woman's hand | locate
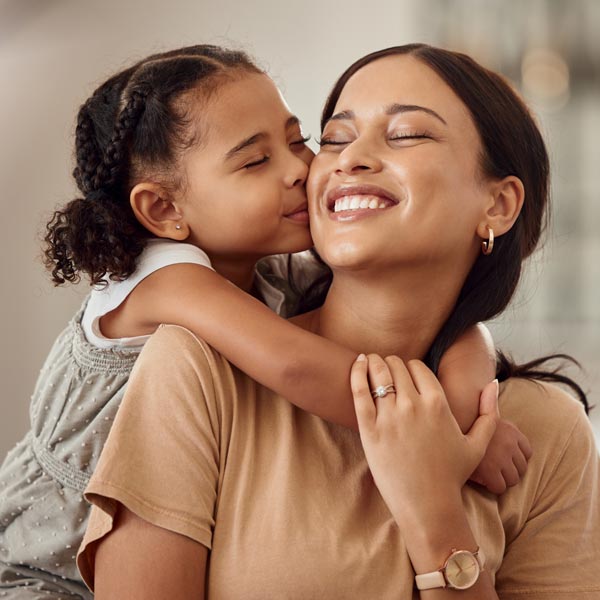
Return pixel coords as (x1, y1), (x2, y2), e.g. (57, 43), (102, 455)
(350, 353), (499, 525)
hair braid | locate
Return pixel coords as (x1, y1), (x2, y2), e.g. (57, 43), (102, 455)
(91, 87), (149, 192)
(72, 104), (104, 194)
(44, 44), (262, 286)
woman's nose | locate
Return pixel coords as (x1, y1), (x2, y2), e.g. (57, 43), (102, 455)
(336, 138), (382, 175)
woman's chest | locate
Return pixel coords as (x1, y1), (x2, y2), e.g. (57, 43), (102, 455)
(208, 395), (504, 599)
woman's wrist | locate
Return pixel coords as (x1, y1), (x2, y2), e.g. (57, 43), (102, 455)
(393, 492), (478, 574)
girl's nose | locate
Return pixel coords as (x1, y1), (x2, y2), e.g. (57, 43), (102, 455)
(284, 151), (310, 188)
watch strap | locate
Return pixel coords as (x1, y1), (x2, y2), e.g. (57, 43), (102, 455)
(415, 570), (446, 590)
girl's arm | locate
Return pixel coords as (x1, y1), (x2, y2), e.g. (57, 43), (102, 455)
(94, 504), (206, 600)
(102, 263), (360, 428)
(351, 354), (500, 599)
(437, 323), (496, 433)
(101, 263), (487, 433)
(438, 325), (532, 494)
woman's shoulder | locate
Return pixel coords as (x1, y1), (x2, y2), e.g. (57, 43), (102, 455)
(143, 324), (231, 370)
(499, 377), (596, 464)
(500, 376), (587, 421)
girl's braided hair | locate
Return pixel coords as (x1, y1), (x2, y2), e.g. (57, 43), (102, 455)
(44, 45), (262, 286)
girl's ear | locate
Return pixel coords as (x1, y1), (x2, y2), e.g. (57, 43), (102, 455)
(476, 175), (525, 241)
(129, 183), (189, 240)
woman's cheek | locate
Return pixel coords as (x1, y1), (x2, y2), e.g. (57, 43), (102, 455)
(306, 153), (331, 204)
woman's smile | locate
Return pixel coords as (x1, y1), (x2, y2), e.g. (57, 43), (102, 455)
(326, 183), (400, 221)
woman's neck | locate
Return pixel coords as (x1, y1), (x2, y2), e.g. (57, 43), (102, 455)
(311, 266), (466, 362)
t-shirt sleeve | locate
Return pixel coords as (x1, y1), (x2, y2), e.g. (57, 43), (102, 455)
(495, 390), (600, 599)
(77, 325), (226, 590)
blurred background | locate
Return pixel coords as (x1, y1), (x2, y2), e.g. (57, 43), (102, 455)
(1, 0), (598, 457)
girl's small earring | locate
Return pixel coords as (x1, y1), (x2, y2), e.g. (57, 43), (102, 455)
(175, 224), (182, 230)
(481, 226), (494, 255)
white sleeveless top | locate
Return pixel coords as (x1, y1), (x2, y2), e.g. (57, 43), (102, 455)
(81, 239), (213, 349)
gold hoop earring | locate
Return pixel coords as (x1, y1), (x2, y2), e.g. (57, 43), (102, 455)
(481, 226), (494, 255)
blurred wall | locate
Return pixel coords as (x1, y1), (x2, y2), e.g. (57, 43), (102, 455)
(1, 0), (598, 457)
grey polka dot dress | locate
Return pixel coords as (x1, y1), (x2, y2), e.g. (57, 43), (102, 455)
(0, 303), (141, 598)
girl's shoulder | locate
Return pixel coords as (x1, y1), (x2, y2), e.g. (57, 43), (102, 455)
(82, 240), (212, 348)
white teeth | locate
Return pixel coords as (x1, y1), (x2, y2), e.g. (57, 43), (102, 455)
(332, 194), (394, 213)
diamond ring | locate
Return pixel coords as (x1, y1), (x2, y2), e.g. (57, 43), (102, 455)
(370, 384), (396, 399)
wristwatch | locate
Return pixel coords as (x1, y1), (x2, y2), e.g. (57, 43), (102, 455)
(415, 547), (485, 591)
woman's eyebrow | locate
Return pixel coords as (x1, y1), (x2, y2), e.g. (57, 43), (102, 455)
(386, 103), (447, 125)
(326, 105), (447, 126)
(225, 116), (301, 160)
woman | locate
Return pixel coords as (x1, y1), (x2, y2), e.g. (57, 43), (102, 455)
(77, 45), (600, 598)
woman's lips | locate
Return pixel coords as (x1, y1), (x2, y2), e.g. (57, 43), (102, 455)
(332, 194), (395, 213)
(325, 184), (400, 220)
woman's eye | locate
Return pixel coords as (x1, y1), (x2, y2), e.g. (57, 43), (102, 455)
(243, 156), (269, 169)
(318, 138), (351, 147)
(389, 132), (431, 142)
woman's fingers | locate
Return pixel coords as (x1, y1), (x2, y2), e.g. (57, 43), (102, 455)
(367, 354), (397, 414)
(465, 379), (499, 460)
(383, 355), (418, 406)
(403, 359), (445, 401)
(351, 354), (376, 426)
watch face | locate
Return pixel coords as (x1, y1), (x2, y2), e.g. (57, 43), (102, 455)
(445, 550), (480, 590)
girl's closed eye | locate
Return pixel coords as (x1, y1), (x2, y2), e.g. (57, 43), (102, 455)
(243, 155), (270, 169)
(290, 135), (312, 148)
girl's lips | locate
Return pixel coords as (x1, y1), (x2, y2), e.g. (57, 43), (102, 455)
(285, 206), (310, 224)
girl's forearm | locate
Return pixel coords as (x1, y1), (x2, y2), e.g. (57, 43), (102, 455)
(126, 263), (359, 429)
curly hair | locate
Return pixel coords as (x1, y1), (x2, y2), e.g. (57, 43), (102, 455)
(44, 45), (262, 286)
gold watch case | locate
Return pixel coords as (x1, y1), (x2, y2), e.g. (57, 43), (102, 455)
(443, 549), (481, 590)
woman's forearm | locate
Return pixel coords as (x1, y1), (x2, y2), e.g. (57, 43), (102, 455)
(394, 493), (498, 599)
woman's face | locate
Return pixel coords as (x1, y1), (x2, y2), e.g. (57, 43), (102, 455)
(179, 73), (314, 262)
(308, 54), (490, 273)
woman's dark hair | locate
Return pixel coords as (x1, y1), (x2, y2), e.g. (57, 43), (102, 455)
(44, 45), (262, 287)
(317, 43), (589, 412)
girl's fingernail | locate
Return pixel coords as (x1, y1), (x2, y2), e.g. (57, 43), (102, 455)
(356, 353), (366, 362)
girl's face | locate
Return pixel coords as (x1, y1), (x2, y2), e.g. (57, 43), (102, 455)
(308, 54), (490, 274)
(178, 73), (314, 263)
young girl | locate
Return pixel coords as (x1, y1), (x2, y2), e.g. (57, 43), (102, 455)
(0, 44), (529, 598)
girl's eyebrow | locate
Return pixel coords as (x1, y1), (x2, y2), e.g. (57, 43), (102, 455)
(225, 116), (302, 160)
(326, 104), (447, 126)
(225, 133), (265, 160)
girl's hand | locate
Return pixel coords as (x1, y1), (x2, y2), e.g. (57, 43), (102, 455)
(469, 419), (532, 494)
(351, 353), (499, 523)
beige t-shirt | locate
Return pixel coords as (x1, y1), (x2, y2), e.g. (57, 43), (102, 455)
(77, 325), (600, 599)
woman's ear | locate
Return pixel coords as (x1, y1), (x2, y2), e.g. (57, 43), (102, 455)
(476, 175), (525, 241)
(129, 182), (189, 240)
